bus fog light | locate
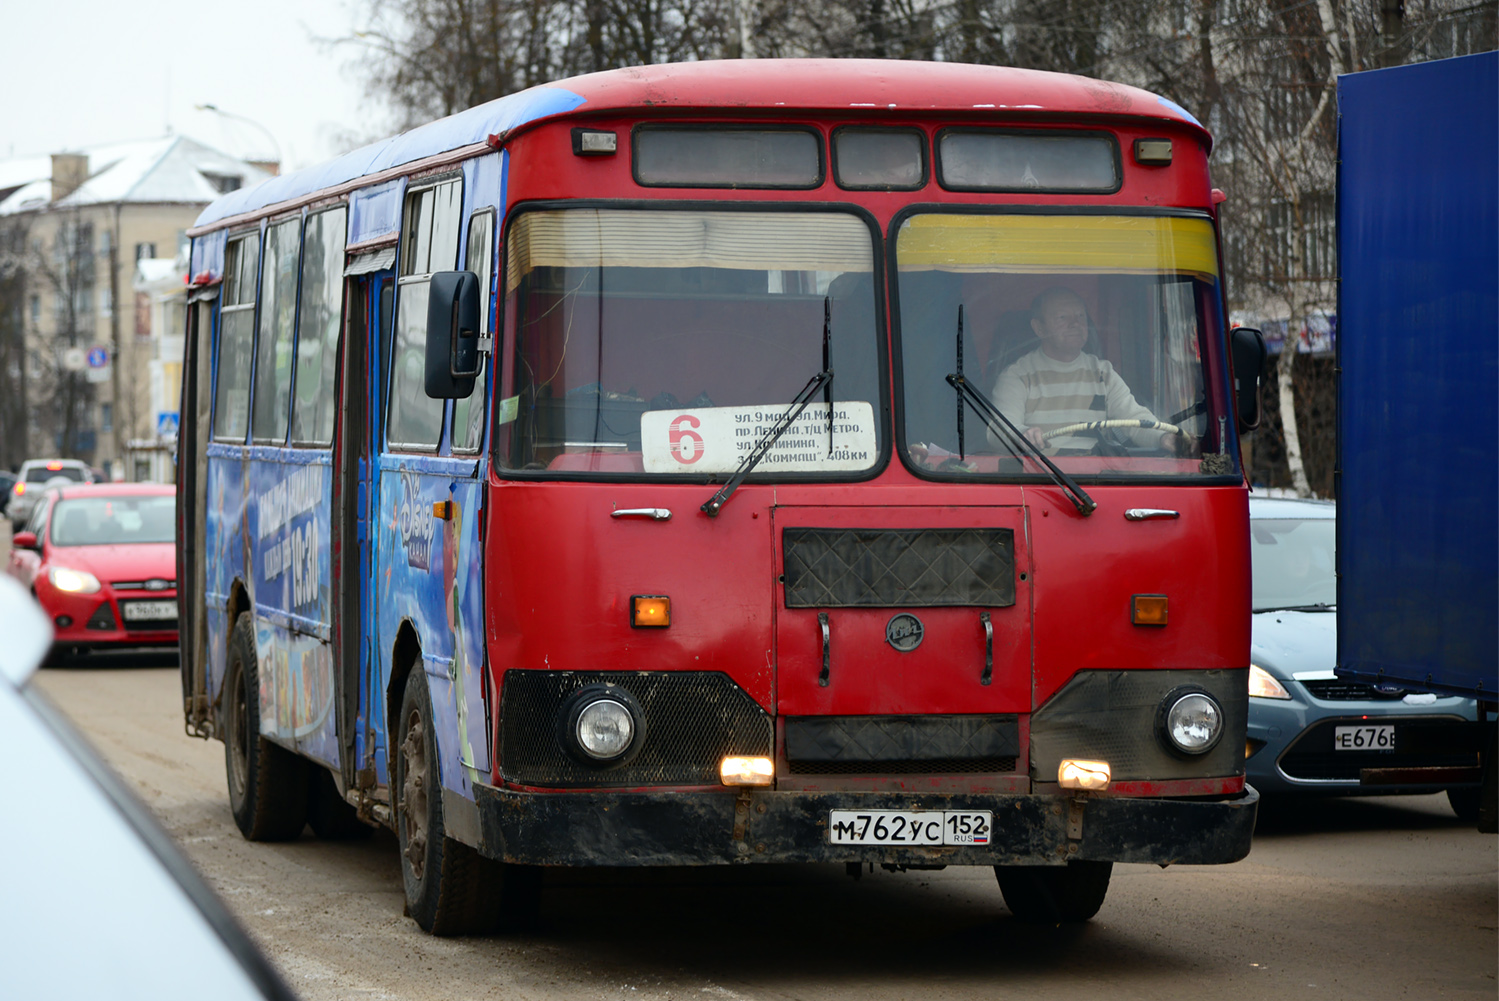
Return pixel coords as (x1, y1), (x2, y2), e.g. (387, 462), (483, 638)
(1058, 758), (1111, 791)
(576, 699), (634, 759)
(720, 756), (773, 787)
(1163, 692), (1223, 754)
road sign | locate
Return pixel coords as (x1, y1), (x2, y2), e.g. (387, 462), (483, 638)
(155, 412), (180, 438)
(86, 346), (109, 369)
(62, 348), (86, 372)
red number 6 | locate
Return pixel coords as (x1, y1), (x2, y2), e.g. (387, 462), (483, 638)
(669, 414), (703, 464)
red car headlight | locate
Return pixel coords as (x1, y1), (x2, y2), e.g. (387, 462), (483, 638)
(49, 567), (102, 594)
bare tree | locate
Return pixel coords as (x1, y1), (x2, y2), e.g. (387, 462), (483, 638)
(325, 0), (736, 129)
(0, 217), (30, 471)
(26, 211), (99, 461)
(330, 0), (1495, 493)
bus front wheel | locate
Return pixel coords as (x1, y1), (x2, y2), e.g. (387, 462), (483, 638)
(995, 859), (1112, 923)
(395, 667), (540, 935)
(223, 612), (309, 841)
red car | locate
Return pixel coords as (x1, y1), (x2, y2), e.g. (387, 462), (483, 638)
(7, 483), (177, 658)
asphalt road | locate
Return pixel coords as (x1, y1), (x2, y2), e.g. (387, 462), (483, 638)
(29, 661), (1499, 1001)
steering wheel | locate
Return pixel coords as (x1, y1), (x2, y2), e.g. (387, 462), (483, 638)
(1040, 418), (1184, 442)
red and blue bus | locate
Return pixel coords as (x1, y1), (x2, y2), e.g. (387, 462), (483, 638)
(178, 59), (1265, 934)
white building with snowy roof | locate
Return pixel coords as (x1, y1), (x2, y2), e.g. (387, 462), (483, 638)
(0, 136), (271, 475)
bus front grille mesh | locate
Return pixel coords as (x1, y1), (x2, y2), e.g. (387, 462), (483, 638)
(499, 670), (772, 787)
(787, 757), (1017, 776)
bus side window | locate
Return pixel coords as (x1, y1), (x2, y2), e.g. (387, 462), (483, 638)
(452, 210), (494, 454)
(388, 179), (461, 451)
(252, 218), (302, 443)
(213, 233), (259, 441)
(291, 206), (347, 446)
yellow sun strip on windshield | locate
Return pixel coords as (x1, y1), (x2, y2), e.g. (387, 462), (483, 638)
(895, 214), (1219, 278)
(506, 209), (874, 293)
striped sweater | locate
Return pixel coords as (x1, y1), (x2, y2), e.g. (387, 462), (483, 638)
(991, 348), (1159, 451)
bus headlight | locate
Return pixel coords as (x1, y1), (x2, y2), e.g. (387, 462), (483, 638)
(559, 685), (645, 766)
(1160, 690), (1224, 755)
(577, 700), (633, 758)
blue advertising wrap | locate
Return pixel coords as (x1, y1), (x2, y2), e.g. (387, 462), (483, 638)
(204, 447), (339, 767)
(200, 144), (511, 801)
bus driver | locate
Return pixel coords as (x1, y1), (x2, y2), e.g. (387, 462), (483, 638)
(991, 286), (1188, 454)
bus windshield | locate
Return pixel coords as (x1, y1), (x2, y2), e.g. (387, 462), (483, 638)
(498, 208), (883, 476)
(896, 212), (1233, 479)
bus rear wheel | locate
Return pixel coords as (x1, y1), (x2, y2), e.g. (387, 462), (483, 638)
(395, 667), (539, 935)
(995, 859), (1112, 923)
(223, 612), (309, 841)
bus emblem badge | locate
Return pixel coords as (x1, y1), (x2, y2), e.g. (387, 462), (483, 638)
(886, 614), (924, 652)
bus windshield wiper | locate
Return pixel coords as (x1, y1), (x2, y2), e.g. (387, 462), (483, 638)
(945, 373), (1097, 517)
(1253, 603), (1336, 613)
(703, 301), (834, 518)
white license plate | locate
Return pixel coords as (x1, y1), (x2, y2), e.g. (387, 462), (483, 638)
(828, 810), (993, 846)
(1333, 724), (1395, 751)
(121, 600), (177, 621)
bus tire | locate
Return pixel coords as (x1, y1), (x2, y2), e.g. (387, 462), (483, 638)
(306, 767), (373, 841)
(223, 612), (309, 841)
(995, 860), (1112, 923)
(395, 668), (539, 935)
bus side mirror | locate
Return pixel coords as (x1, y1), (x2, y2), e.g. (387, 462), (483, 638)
(425, 271), (481, 399)
(1229, 326), (1267, 433)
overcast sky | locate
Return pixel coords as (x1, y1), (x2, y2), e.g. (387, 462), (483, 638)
(3, 0), (382, 172)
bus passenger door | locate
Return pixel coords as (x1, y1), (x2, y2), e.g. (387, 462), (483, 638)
(337, 266), (393, 791)
(178, 292), (215, 735)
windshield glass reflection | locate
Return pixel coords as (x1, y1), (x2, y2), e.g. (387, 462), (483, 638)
(896, 213), (1232, 479)
(1250, 517), (1336, 611)
(498, 208), (882, 477)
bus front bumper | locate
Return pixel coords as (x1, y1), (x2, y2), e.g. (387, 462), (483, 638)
(472, 784), (1259, 868)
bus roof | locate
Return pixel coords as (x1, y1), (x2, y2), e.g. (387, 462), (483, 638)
(192, 59), (1207, 231)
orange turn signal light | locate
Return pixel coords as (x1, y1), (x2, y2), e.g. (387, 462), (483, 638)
(631, 595), (670, 628)
(1132, 594), (1168, 626)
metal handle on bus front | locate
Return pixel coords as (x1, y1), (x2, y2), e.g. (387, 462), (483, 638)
(611, 508), (672, 521)
(818, 612), (831, 687)
(1124, 508), (1180, 521)
(980, 612), (993, 686)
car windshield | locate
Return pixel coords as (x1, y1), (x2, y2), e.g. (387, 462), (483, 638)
(1250, 517), (1336, 610)
(50, 495), (176, 546)
(895, 212), (1233, 480)
(497, 208), (883, 477)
